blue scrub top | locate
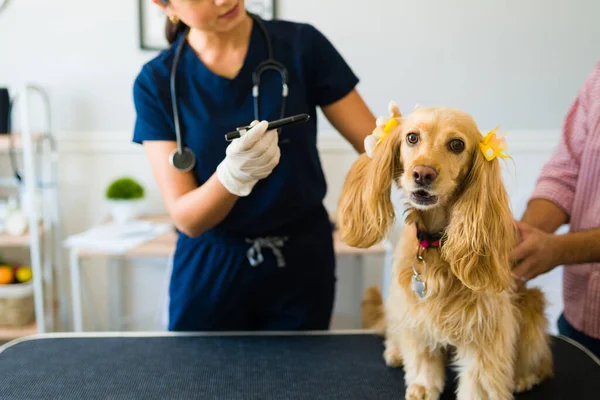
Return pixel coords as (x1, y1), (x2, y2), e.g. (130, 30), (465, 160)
(132, 18), (359, 237)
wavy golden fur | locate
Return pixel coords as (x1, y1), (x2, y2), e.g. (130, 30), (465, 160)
(339, 105), (553, 400)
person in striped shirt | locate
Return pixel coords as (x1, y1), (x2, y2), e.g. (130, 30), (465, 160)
(511, 61), (600, 358)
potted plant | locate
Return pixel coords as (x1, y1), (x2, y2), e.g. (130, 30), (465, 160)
(105, 177), (145, 224)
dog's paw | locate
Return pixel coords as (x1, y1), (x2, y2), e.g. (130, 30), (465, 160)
(514, 374), (543, 393)
(405, 384), (439, 400)
(383, 343), (402, 367)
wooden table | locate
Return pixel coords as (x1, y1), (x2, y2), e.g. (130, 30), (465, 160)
(78, 215), (387, 257)
(68, 215), (390, 332)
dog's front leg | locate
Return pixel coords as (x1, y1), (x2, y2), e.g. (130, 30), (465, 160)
(398, 329), (445, 400)
(455, 343), (516, 400)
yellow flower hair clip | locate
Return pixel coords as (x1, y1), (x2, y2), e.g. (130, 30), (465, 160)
(375, 118), (400, 146)
(479, 126), (509, 161)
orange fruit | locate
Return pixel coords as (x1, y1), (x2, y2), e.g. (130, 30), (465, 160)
(0, 266), (14, 284)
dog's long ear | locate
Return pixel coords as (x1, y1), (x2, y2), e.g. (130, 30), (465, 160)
(337, 129), (403, 248)
(441, 140), (517, 292)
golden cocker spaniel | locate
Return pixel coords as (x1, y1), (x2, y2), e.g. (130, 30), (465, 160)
(338, 103), (553, 400)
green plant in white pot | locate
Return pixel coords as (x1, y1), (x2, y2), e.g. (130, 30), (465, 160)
(105, 177), (145, 224)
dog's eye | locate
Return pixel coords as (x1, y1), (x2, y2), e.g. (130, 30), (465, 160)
(406, 133), (420, 145)
(449, 139), (465, 154)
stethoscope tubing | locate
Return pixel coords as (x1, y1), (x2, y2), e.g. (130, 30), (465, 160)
(169, 13), (289, 172)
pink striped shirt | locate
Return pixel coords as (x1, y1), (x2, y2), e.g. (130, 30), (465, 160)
(529, 61), (600, 339)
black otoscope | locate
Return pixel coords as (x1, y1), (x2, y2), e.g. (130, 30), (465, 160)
(224, 114), (310, 141)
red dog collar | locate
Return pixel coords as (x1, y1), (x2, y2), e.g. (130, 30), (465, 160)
(416, 229), (445, 248)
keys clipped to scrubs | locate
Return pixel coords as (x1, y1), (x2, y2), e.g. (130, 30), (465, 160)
(225, 114), (311, 141)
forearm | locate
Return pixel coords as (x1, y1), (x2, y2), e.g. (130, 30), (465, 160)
(144, 131), (277, 238)
(553, 228), (600, 266)
(322, 89), (376, 153)
(521, 198), (568, 233)
(171, 174), (238, 237)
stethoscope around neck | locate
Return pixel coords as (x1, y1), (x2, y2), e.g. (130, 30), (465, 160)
(169, 13), (289, 173)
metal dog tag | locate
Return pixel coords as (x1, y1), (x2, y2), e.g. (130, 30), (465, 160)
(411, 273), (426, 299)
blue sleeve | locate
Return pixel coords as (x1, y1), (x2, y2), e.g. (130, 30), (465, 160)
(304, 24), (359, 107)
(132, 64), (175, 144)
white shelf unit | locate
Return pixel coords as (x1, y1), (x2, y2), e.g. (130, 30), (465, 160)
(0, 85), (65, 341)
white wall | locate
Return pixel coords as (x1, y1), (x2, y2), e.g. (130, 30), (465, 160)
(280, 0), (600, 132)
(0, 0), (153, 133)
(0, 0), (596, 333)
(2, 0), (599, 133)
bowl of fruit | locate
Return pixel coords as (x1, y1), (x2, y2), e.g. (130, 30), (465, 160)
(0, 262), (34, 327)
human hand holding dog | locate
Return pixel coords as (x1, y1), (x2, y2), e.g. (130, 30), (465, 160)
(510, 221), (561, 284)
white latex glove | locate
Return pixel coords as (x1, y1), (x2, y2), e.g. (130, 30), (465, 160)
(216, 120), (280, 197)
(364, 100), (402, 158)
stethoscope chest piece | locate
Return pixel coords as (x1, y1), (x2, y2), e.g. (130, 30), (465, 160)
(169, 147), (196, 172)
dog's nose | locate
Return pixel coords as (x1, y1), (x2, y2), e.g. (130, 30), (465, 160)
(413, 165), (437, 186)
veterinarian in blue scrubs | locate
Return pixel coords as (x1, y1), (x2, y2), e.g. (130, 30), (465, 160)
(132, 1), (375, 331)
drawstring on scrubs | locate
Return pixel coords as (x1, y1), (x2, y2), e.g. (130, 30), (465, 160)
(246, 236), (288, 267)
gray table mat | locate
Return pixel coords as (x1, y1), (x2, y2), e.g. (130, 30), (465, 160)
(0, 333), (598, 399)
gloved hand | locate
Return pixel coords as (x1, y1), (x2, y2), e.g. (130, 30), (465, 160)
(364, 100), (402, 158)
(216, 120), (280, 197)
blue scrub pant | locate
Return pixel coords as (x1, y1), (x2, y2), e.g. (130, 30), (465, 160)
(167, 206), (337, 332)
(557, 312), (600, 359)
